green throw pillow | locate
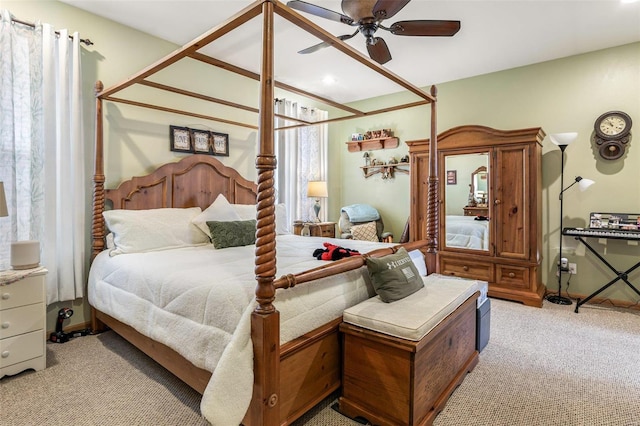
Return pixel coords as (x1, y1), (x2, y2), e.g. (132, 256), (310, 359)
(206, 220), (256, 249)
(366, 247), (424, 303)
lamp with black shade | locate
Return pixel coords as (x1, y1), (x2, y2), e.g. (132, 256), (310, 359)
(307, 181), (328, 223)
(546, 133), (595, 305)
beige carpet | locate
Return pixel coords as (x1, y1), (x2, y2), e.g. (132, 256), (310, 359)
(1, 298), (639, 425)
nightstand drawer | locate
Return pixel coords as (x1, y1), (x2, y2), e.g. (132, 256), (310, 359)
(0, 275), (45, 310)
(0, 304), (45, 339)
(0, 330), (44, 368)
(319, 225), (335, 238)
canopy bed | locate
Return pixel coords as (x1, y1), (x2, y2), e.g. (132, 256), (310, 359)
(90, 1), (444, 424)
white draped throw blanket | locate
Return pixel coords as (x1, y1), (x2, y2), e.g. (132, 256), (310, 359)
(88, 235), (393, 425)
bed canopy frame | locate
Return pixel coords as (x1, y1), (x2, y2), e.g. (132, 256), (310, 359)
(91, 1), (440, 424)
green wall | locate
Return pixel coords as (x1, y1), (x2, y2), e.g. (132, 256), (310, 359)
(332, 42), (640, 306)
(5, 1), (640, 333)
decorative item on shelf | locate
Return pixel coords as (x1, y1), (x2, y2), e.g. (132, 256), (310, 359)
(307, 180), (328, 222)
(546, 132), (595, 306)
(360, 154), (409, 179)
(346, 129), (398, 152)
(363, 151), (371, 166)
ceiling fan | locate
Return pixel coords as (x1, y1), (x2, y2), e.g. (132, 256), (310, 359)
(287, 0), (461, 65)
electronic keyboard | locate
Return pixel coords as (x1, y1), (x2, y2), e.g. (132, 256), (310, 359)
(563, 227), (640, 241)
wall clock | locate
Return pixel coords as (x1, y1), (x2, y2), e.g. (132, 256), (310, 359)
(594, 111), (632, 160)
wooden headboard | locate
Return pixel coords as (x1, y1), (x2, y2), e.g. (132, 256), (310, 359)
(106, 155), (257, 210)
(92, 154), (258, 258)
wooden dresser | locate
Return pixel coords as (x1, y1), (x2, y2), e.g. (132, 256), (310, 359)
(407, 126), (545, 307)
(463, 206), (489, 217)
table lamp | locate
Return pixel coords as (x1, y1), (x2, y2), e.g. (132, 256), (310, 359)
(307, 181), (328, 222)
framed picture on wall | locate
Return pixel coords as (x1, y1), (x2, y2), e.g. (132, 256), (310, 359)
(191, 129), (211, 154)
(211, 132), (229, 156)
(170, 125), (192, 153)
(446, 170), (457, 185)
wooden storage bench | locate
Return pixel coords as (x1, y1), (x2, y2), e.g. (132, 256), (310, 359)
(338, 276), (485, 426)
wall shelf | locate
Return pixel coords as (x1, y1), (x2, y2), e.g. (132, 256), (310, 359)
(361, 162), (409, 179)
(347, 137), (399, 152)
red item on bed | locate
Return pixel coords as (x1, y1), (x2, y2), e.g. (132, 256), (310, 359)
(313, 242), (361, 261)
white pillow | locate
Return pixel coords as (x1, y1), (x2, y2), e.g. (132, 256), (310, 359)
(233, 204), (256, 220)
(408, 249), (428, 276)
(103, 207), (208, 256)
(192, 194), (242, 238)
(275, 204), (290, 235)
(229, 202), (290, 235)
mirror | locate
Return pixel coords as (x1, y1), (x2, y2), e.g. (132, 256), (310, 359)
(443, 152), (490, 251)
(471, 166), (488, 205)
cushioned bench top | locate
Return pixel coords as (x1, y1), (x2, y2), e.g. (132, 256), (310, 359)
(343, 274), (487, 341)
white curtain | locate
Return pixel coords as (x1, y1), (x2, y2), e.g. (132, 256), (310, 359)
(274, 100), (328, 223)
(0, 10), (85, 303)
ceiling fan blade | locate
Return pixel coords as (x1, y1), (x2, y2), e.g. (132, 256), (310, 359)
(287, 0), (354, 25)
(298, 31), (358, 54)
(389, 20), (461, 36)
(367, 37), (392, 65)
(372, 0), (411, 20)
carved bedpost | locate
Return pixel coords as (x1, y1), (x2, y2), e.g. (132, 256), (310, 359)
(92, 80), (105, 261)
(91, 81), (106, 332)
(425, 85), (439, 273)
(247, 2), (280, 425)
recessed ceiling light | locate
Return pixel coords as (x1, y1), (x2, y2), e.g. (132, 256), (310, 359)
(322, 75), (336, 85)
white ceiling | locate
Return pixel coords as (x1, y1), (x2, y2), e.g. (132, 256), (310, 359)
(61, 0), (640, 104)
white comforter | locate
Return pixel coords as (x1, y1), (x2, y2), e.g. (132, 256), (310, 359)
(446, 215), (490, 250)
(88, 235), (393, 425)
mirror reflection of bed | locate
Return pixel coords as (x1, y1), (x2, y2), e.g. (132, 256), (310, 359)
(444, 152), (490, 251)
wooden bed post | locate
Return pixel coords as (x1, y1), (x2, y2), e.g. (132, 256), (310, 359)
(91, 80), (106, 332)
(92, 80), (105, 261)
(248, 1), (280, 425)
(425, 85), (439, 274)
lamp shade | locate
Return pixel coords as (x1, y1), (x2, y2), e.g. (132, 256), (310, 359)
(577, 177), (595, 192)
(0, 182), (7, 217)
(307, 181), (328, 198)
(549, 132), (578, 147)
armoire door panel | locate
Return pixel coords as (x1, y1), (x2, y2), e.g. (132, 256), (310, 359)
(495, 145), (530, 260)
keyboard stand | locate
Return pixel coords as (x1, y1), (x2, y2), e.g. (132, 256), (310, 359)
(570, 235), (640, 313)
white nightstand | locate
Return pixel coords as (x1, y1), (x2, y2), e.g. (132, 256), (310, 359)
(0, 268), (47, 378)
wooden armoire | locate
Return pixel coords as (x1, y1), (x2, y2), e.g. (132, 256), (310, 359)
(407, 125), (546, 307)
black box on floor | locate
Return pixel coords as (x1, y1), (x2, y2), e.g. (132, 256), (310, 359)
(476, 298), (491, 352)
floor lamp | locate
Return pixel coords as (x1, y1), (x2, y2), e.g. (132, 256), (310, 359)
(546, 133), (595, 305)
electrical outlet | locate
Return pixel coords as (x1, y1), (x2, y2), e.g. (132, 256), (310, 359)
(568, 263), (577, 274)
